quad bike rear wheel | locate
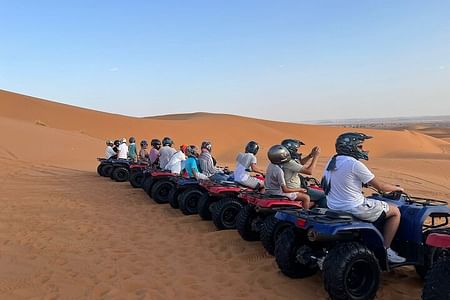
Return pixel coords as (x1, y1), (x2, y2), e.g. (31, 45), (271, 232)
(212, 198), (244, 230)
(112, 167), (129, 182)
(97, 164), (104, 176)
(323, 242), (380, 300)
(236, 205), (261, 241)
(261, 215), (292, 255)
(151, 180), (175, 204)
(102, 165), (113, 177)
(179, 188), (204, 215)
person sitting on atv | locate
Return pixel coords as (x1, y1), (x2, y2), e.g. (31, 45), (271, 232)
(185, 145), (209, 180)
(323, 132), (406, 263)
(164, 144), (188, 175)
(159, 137), (177, 170)
(198, 141), (230, 182)
(280, 139), (324, 206)
(264, 145), (311, 208)
(113, 139), (120, 154)
(233, 141), (265, 190)
(105, 140), (117, 159)
(139, 140), (149, 162)
(117, 138), (128, 160)
(127, 136), (138, 163)
(149, 139), (161, 168)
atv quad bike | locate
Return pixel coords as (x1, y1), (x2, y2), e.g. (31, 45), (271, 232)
(273, 191), (449, 300)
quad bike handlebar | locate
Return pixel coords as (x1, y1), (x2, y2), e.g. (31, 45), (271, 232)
(369, 187), (448, 206)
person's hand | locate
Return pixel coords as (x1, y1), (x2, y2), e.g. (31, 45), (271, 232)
(394, 185), (405, 193)
(312, 146), (321, 157)
(299, 188), (308, 193)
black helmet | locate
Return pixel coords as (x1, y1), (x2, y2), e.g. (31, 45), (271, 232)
(186, 145), (198, 157)
(267, 145), (291, 164)
(162, 137), (173, 146)
(140, 140), (148, 147)
(335, 132), (372, 160)
(151, 139), (161, 147)
(113, 140), (120, 147)
(129, 136), (136, 143)
(106, 140), (113, 146)
(201, 141), (212, 152)
(245, 141), (259, 155)
(281, 139), (304, 159)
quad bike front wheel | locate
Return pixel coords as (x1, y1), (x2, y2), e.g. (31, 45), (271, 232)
(112, 167), (129, 182)
(151, 180), (175, 204)
(179, 188), (204, 215)
(422, 256), (450, 300)
(275, 227), (318, 278)
(261, 215), (292, 256)
(323, 242), (380, 300)
(129, 171), (144, 188)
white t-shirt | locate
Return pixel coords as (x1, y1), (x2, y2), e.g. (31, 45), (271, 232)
(159, 146), (177, 169)
(117, 143), (128, 159)
(164, 150), (186, 174)
(323, 156), (375, 211)
(105, 146), (116, 159)
(234, 153), (257, 182)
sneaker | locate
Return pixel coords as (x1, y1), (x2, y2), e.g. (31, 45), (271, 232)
(387, 248), (406, 263)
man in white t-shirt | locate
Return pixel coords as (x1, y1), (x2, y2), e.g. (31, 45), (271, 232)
(159, 137), (177, 170)
(105, 140), (117, 159)
(323, 132), (406, 263)
(234, 141), (265, 189)
(164, 144), (187, 175)
(117, 138), (128, 160)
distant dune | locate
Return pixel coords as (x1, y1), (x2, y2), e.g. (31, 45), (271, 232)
(1, 89), (449, 169)
(0, 89), (449, 299)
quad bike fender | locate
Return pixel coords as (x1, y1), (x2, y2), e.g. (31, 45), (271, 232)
(426, 233), (450, 248)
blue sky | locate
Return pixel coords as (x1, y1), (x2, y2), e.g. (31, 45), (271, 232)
(1, 0), (449, 122)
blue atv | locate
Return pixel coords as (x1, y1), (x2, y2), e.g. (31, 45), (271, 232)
(274, 191), (449, 300)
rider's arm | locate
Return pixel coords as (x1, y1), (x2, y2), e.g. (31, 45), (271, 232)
(194, 170), (209, 180)
(368, 178), (404, 193)
(299, 147), (320, 176)
(250, 163), (265, 175)
(281, 184), (307, 194)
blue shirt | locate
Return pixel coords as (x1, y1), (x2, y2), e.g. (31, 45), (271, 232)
(185, 157), (200, 178)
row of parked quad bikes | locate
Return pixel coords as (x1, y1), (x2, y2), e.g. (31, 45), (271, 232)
(97, 158), (450, 300)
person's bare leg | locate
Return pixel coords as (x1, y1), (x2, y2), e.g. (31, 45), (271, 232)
(297, 193), (311, 209)
(383, 204), (401, 248)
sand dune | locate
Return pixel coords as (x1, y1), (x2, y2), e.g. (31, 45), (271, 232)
(0, 90), (449, 299)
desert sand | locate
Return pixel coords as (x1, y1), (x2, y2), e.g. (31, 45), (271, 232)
(0, 89), (449, 299)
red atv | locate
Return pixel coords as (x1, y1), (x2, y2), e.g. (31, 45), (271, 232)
(196, 180), (246, 223)
(235, 192), (303, 251)
(142, 170), (179, 204)
(422, 230), (450, 300)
